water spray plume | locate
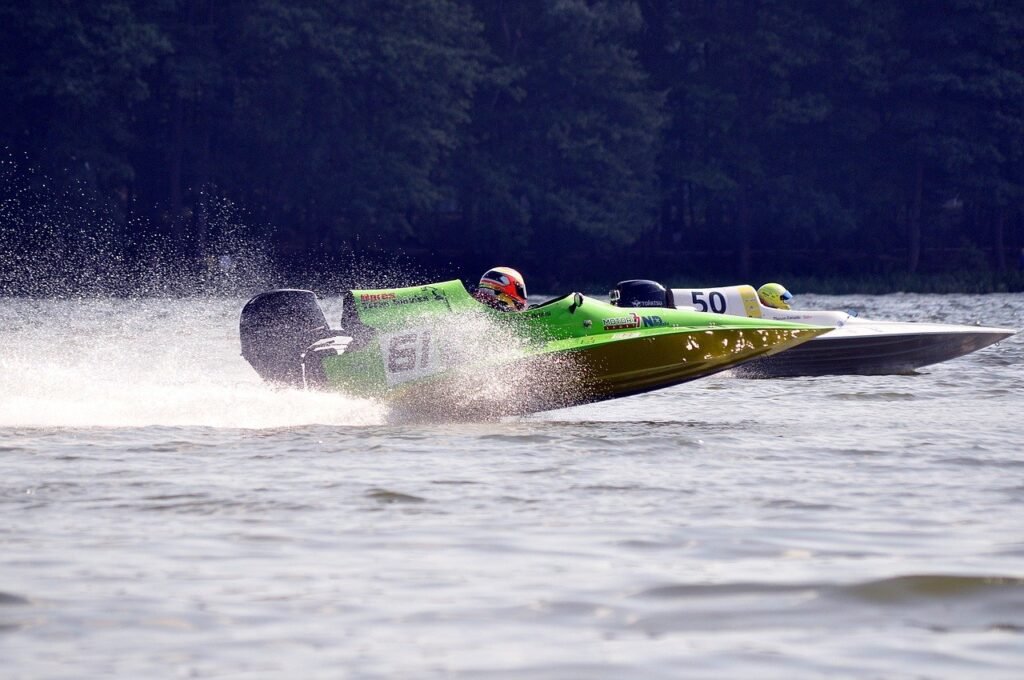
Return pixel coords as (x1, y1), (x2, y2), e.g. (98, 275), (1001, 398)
(1, 151), (562, 426)
(383, 309), (592, 423)
(0, 297), (385, 428)
(0, 151), (283, 298)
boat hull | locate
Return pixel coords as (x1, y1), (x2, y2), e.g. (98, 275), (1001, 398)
(382, 325), (825, 419)
(240, 281), (829, 418)
(663, 284), (1017, 378)
(733, 323), (1014, 377)
(565, 326), (817, 400)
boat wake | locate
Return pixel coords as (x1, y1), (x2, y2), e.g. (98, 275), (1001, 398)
(0, 297), (386, 429)
(0, 294), (582, 428)
(0, 373), (384, 429)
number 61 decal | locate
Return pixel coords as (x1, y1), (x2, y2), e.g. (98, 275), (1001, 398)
(380, 327), (441, 386)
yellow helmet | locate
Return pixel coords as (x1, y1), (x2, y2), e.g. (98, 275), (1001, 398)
(758, 282), (793, 310)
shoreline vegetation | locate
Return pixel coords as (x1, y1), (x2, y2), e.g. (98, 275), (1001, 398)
(2, 244), (1021, 298)
(2, 2), (1023, 294)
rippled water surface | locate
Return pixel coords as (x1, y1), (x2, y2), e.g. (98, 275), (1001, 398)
(2, 293), (1023, 678)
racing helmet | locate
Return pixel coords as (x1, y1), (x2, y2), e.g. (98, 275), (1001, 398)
(758, 282), (793, 310)
(478, 267), (527, 311)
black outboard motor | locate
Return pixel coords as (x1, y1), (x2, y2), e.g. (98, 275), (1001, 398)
(609, 280), (675, 308)
(240, 289), (332, 387)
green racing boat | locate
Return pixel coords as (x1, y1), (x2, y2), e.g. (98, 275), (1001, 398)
(240, 280), (829, 417)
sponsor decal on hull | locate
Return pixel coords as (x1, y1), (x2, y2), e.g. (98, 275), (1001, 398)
(360, 292), (432, 309)
(602, 313), (642, 331)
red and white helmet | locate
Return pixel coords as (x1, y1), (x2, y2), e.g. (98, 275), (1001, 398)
(477, 266), (527, 311)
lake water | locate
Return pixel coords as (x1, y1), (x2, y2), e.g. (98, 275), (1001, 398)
(2, 292), (1022, 678)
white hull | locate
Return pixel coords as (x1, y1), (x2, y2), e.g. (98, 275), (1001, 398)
(734, 317), (1014, 377)
(669, 285), (1016, 377)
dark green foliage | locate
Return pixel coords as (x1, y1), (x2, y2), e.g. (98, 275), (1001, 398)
(1, 0), (1022, 291)
(456, 0), (664, 254)
(643, 0), (845, 276)
(0, 1), (168, 186)
(224, 0), (487, 243)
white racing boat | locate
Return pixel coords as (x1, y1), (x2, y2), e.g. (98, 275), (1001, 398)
(609, 280), (1017, 377)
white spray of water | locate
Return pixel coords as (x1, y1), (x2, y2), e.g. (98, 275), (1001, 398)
(0, 153), (407, 427)
(381, 306), (590, 422)
(0, 297), (385, 428)
(0, 293), (595, 427)
(1, 153), (564, 425)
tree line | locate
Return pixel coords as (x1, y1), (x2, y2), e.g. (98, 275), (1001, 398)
(2, 0), (1023, 291)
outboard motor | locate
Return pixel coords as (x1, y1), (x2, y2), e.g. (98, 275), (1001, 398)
(609, 280), (675, 308)
(240, 289), (332, 387)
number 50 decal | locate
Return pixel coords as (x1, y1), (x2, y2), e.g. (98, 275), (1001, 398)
(691, 290), (727, 314)
(380, 327), (441, 386)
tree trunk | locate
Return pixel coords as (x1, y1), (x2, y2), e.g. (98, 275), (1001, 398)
(737, 187), (752, 279)
(993, 206), (1006, 271)
(169, 93), (185, 244)
(907, 158), (923, 273)
(192, 0), (214, 255)
(193, 106), (211, 255)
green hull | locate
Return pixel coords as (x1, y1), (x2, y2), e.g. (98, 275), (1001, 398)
(297, 280), (828, 416)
